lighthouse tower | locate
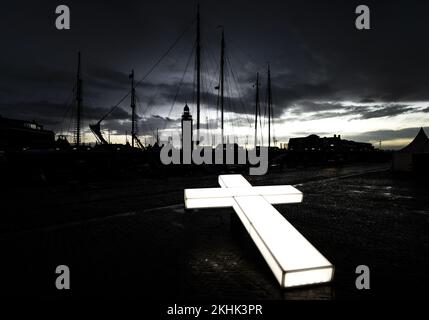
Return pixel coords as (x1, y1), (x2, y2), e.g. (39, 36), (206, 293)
(181, 104), (193, 150)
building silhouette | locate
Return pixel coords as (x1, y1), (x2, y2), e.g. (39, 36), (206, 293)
(288, 134), (373, 152)
(0, 116), (54, 151)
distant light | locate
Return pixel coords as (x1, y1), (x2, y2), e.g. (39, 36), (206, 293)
(184, 174), (334, 288)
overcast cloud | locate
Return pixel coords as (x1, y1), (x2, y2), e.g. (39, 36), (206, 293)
(0, 0), (428, 147)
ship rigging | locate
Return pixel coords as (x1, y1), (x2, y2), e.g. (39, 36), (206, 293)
(60, 4), (276, 151)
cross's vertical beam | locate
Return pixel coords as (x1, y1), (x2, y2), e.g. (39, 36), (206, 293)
(218, 175), (333, 288)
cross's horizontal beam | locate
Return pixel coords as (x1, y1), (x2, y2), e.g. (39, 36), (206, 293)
(184, 185), (303, 209)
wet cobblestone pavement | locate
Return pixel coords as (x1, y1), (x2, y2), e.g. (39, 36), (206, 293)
(1, 163), (428, 299)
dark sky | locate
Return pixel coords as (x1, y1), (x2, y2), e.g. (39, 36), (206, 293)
(0, 0), (428, 147)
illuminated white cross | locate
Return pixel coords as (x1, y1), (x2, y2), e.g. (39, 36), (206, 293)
(184, 174), (334, 288)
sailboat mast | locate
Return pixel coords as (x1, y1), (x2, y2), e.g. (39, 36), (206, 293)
(206, 116), (209, 146)
(196, 4), (201, 145)
(254, 72), (259, 148)
(267, 64), (272, 148)
(75, 51), (82, 147)
(220, 28), (225, 146)
(130, 69), (136, 148)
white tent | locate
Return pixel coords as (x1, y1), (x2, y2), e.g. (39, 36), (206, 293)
(392, 128), (429, 171)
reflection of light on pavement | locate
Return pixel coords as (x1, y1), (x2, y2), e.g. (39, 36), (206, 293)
(184, 174), (334, 288)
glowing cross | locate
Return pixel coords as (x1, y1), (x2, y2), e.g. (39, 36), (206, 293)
(184, 174), (334, 288)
